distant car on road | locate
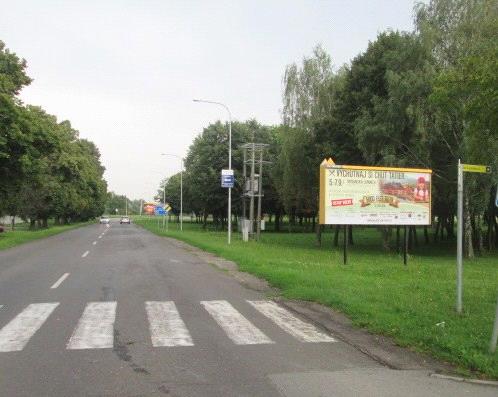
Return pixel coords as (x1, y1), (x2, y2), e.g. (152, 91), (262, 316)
(120, 217), (131, 224)
(99, 216), (110, 224)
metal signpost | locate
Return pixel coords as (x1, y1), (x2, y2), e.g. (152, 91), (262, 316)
(456, 160), (491, 313)
(164, 203), (171, 231)
(493, 188), (498, 352)
(154, 205), (165, 228)
(491, 295), (498, 353)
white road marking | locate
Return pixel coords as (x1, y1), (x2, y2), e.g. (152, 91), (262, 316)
(81, 250), (89, 258)
(0, 303), (59, 352)
(146, 301), (193, 347)
(247, 301), (336, 343)
(98, 236), (102, 239)
(201, 300), (273, 345)
(67, 302), (117, 349)
(50, 273), (70, 289)
(169, 259), (180, 263)
(92, 241), (97, 245)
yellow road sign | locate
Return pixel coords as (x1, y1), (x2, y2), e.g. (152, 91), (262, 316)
(462, 164), (491, 173)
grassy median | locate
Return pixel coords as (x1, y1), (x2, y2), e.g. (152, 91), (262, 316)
(0, 221), (92, 251)
(135, 217), (498, 379)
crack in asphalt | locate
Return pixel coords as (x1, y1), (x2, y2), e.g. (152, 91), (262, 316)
(113, 329), (150, 375)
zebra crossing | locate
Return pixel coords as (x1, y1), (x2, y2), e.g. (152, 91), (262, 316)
(0, 300), (335, 353)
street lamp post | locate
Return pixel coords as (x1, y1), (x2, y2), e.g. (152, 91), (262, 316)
(161, 153), (184, 231)
(193, 99), (232, 244)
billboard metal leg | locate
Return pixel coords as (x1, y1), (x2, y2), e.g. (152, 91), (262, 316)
(490, 295), (498, 353)
(403, 226), (408, 266)
(343, 225), (348, 265)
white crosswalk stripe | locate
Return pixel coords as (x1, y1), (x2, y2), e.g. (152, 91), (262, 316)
(67, 302), (116, 350)
(0, 303), (59, 352)
(247, 300), (336, 343)
(0, 300), (336, 352)
(146, 301), (193, 347)
(201, 300), (274, 345)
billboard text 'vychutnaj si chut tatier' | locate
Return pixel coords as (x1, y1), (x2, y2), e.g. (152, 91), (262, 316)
(319, 160), (432, 225)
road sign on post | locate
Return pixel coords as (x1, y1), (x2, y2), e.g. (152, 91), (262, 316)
(462, 164), (491, 173)
(221, 169), (234, 188)
(154, 206), (165, 216)
(456, 161), (491, 313)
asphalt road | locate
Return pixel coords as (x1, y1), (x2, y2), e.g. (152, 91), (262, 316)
(0, 220), (495, 396)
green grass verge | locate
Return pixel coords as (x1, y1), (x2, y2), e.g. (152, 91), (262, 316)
(135, 217), (498, 379)
(0, 221), (93, 251)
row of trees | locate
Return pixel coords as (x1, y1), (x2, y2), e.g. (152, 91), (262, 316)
(159, 0), (496, 254)
(0, 41), (107, 228)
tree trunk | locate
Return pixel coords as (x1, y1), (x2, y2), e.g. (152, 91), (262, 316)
(381, 227), (392, 251)
(434, 218), (440, 242)
(424, 225), (429, 244)
(333, 225), (340, 247)
(42, 218), (48, 228)
(275, 212), (281, 232)
(447, 216), (455, 239)
(396, 226), (400, 252)
(464, 197), (474, 258)
(348, 225), (354, 245)
(316, 224), (323, 247)
(29, 219), (36, 230)
(11, 216), (15, 231)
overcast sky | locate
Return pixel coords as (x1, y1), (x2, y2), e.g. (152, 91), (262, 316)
(1, 0), (420, 200)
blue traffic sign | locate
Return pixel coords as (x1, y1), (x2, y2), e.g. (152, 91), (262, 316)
(221, 175), (234, 188)
(154, 206), (166, 216)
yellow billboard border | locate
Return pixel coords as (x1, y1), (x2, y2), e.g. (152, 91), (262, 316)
(319, 162), (432, 225)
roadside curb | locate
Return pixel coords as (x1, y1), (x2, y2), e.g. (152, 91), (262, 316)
(150, 232), (497, 384)
(430, 373), (498, 387)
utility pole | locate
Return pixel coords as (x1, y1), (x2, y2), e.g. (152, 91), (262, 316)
(256, 146), (263, 240)
(241, 142), (269, 241)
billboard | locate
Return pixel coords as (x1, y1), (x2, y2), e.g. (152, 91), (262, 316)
(319, 159), (432, 225)
(143, 202), (157, 215)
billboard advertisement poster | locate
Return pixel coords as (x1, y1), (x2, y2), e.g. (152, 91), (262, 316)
(319, 160), (432, 225)
(143, 203), (156, 216)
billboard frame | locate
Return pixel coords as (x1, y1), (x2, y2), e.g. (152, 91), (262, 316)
(319, 161), (432, 226)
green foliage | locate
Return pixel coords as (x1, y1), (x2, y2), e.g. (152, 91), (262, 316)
(177, 120), (276, 224)
(0, 41), (107, 226)
(0, 40), (32, 96)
